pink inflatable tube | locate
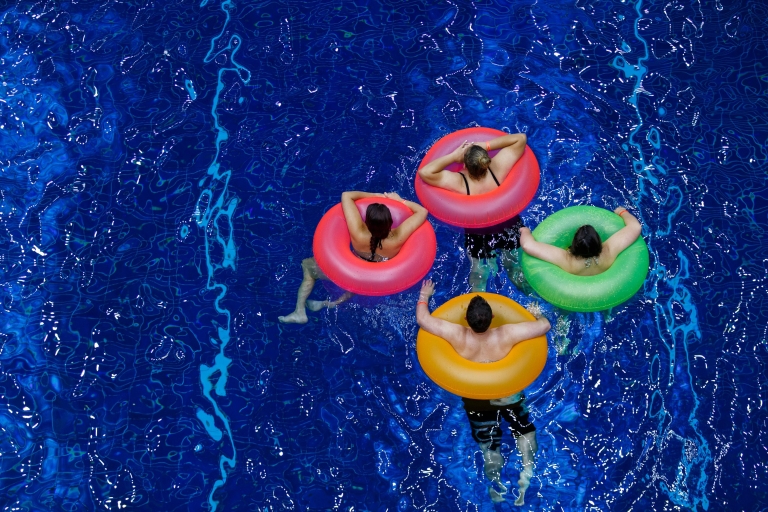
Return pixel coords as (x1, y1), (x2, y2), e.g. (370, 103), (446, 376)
(313, 197), (437, 296)
(415, 127), (541, 229)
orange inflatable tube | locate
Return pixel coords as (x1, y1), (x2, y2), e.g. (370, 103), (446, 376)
(416, 293), (548, 399)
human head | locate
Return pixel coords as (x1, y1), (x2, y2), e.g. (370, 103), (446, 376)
(365, 203), (393, 245)
(466, 295), (493, 333)
(464, 145), (491, 179)
(570, 225), (602, 258)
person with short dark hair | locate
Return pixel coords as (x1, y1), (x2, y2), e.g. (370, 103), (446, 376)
(519, 207), (642, 275)
(279, 191), (427, 324)
(415, 280), (550, 504)
(466, 295), (493, 333)
(418, 133), (530, 292)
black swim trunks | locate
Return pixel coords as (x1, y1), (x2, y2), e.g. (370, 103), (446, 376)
(464, 215), (524, 260)
(462, 393), (536, 452)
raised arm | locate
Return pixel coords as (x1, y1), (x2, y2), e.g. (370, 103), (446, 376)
(415, 280), (468, 353)
(602, 207), (642, 263)
(482, 132), (527, 153)
(383, 192), (428, 246)
(519, 227), (573, 269)
(417, 142), (469, 189)
(341, 191), (382, 240)
(475, 133), (527, 176)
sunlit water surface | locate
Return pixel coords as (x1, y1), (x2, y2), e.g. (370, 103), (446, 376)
(0, 0), (766, 510)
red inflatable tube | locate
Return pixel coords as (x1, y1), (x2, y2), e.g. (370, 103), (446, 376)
(313, 197), (437, 296)
(415, 127), (540, 229)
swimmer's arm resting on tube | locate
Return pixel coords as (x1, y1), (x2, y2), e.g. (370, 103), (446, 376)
(341, 190), (384, 241)
(496, 317), (551, 355)
(418, 142), (470, 190)
(381, 192), (428, 246)
(480, 132), (526, 153)
(478, 133), (527, 183)
(519, 227), (573, 270)
(601, 207), (642, 265)
(415, 279), (469, 354)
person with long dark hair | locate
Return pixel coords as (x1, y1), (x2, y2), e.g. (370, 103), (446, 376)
(279, 191), (427, 324)
(418, 133), (529, 292)
(519, 207), (642, 275)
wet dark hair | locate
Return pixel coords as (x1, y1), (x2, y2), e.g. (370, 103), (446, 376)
(365, 203), (393, 261)
(464, 145), (492, 180)
(570, 225), (602, 258)
(466, 295), (493, 333)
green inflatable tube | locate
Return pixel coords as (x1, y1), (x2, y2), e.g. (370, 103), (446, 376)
(521, 205), (650, 312)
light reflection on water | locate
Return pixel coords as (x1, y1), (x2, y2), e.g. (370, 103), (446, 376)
(0, 0), (765, 510)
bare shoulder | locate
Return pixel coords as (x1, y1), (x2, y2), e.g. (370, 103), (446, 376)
(491, 147), (526, 180)
(496, 322), (531, 342)
(602, 225), (642, 263)
(497, 317), (550, 344)
(418, 312), (468, 345)
(421, 166), (466, 193)
(522, 238), (578, 273)
(439, 171), (467, 193)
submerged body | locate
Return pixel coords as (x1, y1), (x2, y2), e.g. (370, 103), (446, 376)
(415, 280), (550, 504)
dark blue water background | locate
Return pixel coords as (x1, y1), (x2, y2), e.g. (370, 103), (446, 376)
(1, 0), (766, 510)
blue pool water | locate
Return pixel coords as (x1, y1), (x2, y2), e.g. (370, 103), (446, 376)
(1, 0), (766, 510)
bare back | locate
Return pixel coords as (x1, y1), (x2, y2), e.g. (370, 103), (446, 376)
(416, 308), (551, 363)
(453, 325), (542, 363)
(350, 230), (405, 260)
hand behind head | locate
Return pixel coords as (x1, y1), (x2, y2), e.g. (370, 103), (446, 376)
(383, 192), (403, 202)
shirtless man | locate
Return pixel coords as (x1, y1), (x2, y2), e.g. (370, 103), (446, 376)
(416, 280), (551, 505)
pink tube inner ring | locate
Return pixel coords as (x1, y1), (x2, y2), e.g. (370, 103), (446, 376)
(415, 127), (541, 229)
(313, 198), (437, 296)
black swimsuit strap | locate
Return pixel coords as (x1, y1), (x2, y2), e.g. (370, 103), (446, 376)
(488, 167), (501, 186)
(462, 168), (499, 195)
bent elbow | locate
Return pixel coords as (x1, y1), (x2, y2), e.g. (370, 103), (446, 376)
(631, 223), (643, 241)
(519, 132), (527, 145)
(519, 235), (533, 253)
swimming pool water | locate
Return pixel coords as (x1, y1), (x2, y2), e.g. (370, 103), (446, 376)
(1, 0), (766, 510)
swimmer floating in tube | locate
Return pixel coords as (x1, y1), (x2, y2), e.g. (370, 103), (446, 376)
(519, 206), (642, 275)
(279, 191), (427, 324)
(416, 279), (551, 504)
(418, 132), (530, 292)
